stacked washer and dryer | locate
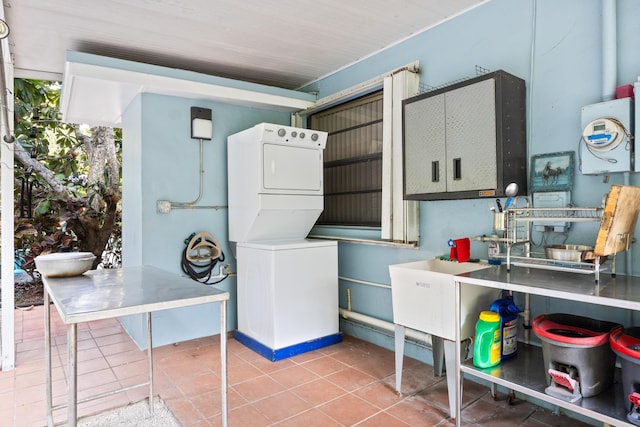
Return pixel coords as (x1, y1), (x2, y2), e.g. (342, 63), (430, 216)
(227, 123), (342, 361)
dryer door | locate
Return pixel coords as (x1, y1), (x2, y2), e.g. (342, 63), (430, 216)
(262, 143), (323, 194)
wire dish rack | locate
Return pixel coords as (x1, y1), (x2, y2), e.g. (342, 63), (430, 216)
(473, 185), (640, 282)
(512, 206), (603, 222)
(495, 202), (607, 281)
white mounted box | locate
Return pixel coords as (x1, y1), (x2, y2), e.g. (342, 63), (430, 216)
(580, 98), (633, 175)
(532, 191), (571, 232)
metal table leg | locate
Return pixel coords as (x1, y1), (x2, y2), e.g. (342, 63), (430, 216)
(68, 322), (78, 426)
(44, 290), (54, 427)
(454, 280), (462, 427)
(221, 300), (227, 427)
(394, 324), (406, 394)
(147, 312), (154, 413)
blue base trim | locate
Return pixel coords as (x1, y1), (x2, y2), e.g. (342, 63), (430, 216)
(234, 331), (343, 361)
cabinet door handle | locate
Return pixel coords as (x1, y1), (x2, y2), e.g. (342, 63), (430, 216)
(453, 158), (462, 180)
(432, 161), (440, 182)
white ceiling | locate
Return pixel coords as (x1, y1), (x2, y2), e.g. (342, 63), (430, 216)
(4, 0), (487, 90)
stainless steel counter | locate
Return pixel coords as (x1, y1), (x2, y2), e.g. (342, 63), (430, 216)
(458, 264), (640, 310)
(453, 265), (640, 427)
(43, 266), (230, 427)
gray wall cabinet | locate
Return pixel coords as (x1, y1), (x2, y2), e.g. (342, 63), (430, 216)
(403, 70), (527, 201)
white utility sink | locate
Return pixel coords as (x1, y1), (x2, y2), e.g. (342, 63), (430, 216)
(389, 259), (494, 341)
(389, 258), (497, 417)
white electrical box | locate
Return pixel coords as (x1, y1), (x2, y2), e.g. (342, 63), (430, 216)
(533, 191), (571, 232)
(580, 98), (633, 175)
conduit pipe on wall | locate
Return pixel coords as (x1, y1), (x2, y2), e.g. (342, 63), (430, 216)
(339, 308), (433, 347)
(601, 0), (634, 277)
(340, 278), (433, 346)
(0, 19), (13, 144)
(601, 0), (617, 101)
(156, 139), (227, 213)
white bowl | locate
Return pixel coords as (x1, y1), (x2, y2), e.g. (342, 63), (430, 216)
(35, 252), (96, 277)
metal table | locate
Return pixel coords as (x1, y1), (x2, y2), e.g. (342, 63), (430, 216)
(43, 266), (229, 427)
(453, 266), (640, 427)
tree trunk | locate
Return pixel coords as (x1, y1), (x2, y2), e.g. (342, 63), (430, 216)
(15, 126), (120, 266)
(66, 193), (119, 267)
(75, 125), (121, 263)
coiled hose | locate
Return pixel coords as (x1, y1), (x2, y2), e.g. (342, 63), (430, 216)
(181, 231), (228, 285)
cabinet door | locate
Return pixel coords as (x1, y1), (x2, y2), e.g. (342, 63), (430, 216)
(445, 78), (498, 193)
(404, 93), (447, 194)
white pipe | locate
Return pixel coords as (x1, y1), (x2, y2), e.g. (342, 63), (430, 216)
(339, 308), (433, 347)
(527, 0), (537, 164)
(157, 139), (226, 212)
(171, 139), (205, 208)
(338, 275), (390, 289)
(602, 0), (617, 101)
(340, 276), (431, 345)
(0, 30), (15, 370)
(0, 46), (13, 143)
(602, 1), (634, 279)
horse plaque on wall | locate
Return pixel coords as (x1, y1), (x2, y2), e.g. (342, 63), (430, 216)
(530, 151), (574, 193)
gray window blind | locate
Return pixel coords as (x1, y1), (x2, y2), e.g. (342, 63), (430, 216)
(310, 91), (383, 226)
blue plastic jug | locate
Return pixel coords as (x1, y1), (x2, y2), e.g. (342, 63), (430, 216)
(490, 291), (520, 360)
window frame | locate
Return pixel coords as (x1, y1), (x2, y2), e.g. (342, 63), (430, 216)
(295, 62), (420, 246)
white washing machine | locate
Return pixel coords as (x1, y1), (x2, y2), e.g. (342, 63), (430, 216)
(228, 123), (341, 361)
(235, 239), (339, 359)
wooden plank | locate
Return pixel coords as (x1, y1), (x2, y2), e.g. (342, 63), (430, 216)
(595, 185), (640, 256)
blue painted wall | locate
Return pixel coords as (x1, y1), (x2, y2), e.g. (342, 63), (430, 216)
(116, 0), (640, 354)
(301, 0), (640, 352)
(120, 92), (291, 348)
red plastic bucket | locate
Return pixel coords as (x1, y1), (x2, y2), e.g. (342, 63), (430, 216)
(532, 314), (611, 346)
(610, 327), (640, 424)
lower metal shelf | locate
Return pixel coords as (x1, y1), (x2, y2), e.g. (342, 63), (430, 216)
(461, 343), (632, 426)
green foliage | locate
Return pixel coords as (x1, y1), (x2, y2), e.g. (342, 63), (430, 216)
(15, 80), (85, 198)
(13, 78), (123, 278)
(14, 79), (122, 200)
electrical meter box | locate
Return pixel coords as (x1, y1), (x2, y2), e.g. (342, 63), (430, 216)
(533, 191), (571, 232)
(580, 98), (633, 175)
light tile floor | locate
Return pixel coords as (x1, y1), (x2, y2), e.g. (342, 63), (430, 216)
(0, 305), (591, 426)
